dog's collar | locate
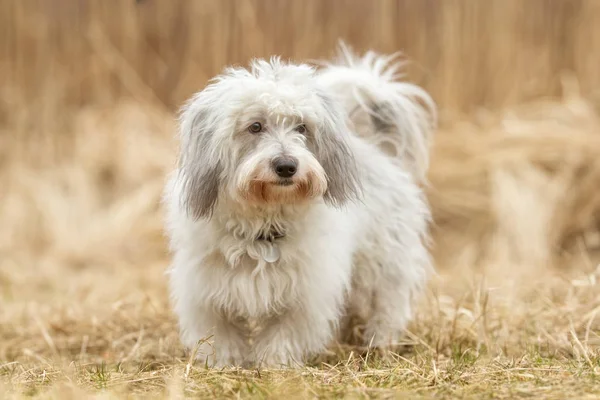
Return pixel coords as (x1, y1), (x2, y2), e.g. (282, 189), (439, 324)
(256, 228), (285, 243)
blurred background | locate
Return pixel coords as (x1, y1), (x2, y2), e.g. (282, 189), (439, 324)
(1, 0), (600, 320)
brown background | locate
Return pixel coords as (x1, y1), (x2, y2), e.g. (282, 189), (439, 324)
(3, 0), (600, 115)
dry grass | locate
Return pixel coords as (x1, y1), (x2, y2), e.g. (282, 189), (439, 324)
(4, 0), (600, 113)
(2, 1), (600, 398)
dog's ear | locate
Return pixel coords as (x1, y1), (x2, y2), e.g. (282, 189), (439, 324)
(314, 92), (361, 206)
(176, 91), (223, 220)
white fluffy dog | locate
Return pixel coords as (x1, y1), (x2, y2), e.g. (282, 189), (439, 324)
(163, 44), (436, 368)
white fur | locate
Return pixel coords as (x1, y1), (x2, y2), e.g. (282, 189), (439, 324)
(163, 47), (436, 368)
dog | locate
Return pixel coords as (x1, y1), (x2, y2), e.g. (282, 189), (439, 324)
(163, 44), (436, 368)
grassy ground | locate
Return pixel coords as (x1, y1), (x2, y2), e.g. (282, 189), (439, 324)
(3, 261), (600, 399)
(3, 266), (600, 399)
(1, 91), (600, 398)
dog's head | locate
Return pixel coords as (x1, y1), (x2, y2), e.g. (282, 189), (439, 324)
(176, 57), (360, 219)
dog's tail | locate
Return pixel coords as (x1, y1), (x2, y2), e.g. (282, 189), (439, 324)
(317, 42), (437, 182)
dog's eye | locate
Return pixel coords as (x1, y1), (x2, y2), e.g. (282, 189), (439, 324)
(248, 122), (263, 134)
(295, 124), (307, 134)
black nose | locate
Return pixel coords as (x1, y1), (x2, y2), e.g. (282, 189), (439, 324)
(272, 157), (298, 178)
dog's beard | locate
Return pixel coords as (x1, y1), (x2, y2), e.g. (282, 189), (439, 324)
(238, 172), (326, 205)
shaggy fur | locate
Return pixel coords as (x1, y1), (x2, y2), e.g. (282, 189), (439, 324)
(163, 44), (436, 368)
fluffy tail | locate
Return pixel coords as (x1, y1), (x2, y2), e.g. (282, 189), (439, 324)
(316, 42), (437, 182)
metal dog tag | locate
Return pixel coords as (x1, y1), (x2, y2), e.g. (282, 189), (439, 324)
(262, 244), (281, 263)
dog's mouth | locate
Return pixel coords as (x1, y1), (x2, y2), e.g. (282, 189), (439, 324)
(244, 177), (322, 205)
(274, 179), (294, 187)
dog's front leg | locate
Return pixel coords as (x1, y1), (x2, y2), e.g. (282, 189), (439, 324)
(178, 305), (250, 368)
(252, 271), (345, 368)
(250, 310), (329, 368)
(247, 241), (352, 368)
